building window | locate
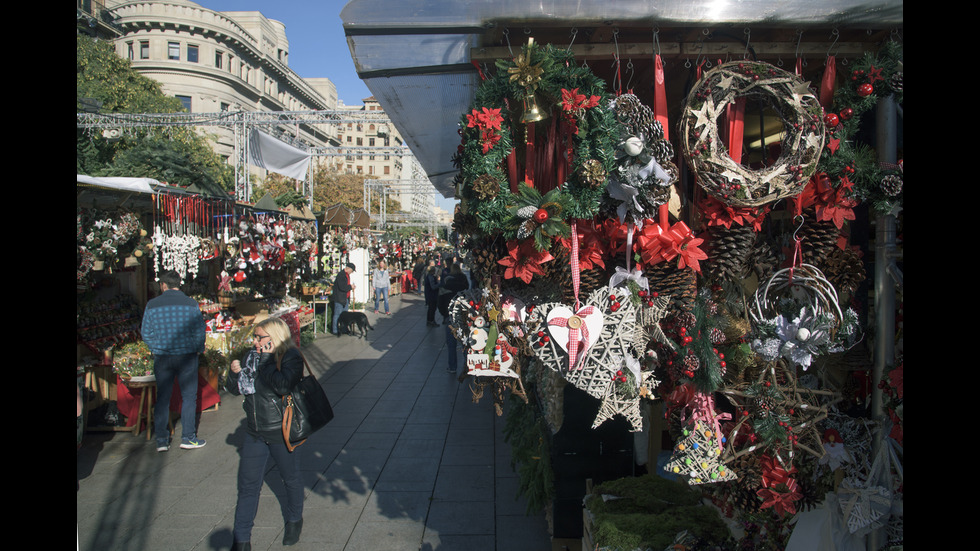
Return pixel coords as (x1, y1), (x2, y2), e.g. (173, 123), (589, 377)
(140, 41), (150, 60)
(369, 166), (375, 175)
(369, 138), (375, 146)
(126, 42), (134, 60)
(187, 44), (199, 63)
(220, 102), (230, 112)
(176, 95), (192, 112)
(168, 42), (180, 60)
(356, 138), (363, 146)
(384, 166), (390, 175)
(215, 51), (223, 69)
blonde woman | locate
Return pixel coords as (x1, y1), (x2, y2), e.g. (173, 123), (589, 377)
(226, 317), (304, 549)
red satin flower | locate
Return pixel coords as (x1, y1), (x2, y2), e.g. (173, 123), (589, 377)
(757, 478), (802, 518)
(466, 107), (504, 131)
(498, 239), (554, 284)
(700, 196), (769, 231)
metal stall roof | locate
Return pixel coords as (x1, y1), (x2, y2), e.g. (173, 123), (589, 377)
(340, 0), (903, 198)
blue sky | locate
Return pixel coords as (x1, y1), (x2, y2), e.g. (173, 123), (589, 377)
(194, 0), (372, 106)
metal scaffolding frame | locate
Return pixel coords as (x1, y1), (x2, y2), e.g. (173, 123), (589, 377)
(363, 178), (444, 233)
(77, 109), (418, 202)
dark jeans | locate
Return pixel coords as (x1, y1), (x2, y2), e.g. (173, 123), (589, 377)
(332, 301), (348, 334)
(234, 432), (304, 542)
(426, 299), (438, 323)
(152, 353), (199, 443)
(445, 325), (459, 373)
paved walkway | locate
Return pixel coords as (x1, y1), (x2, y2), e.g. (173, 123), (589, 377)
(77, 293), (553, 551)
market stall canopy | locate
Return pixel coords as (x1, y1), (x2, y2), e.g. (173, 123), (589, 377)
(252, 193), (288, 213)
(286, 204), (317, 221)
(322, 203), (371, 228)
(77, 174), (158, 195)
(340, 0), (904, 199)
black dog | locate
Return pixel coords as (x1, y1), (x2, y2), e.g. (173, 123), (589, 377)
(338, 311), (373, 338)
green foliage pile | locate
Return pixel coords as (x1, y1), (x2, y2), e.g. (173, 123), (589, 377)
(586, 474), (733, 550)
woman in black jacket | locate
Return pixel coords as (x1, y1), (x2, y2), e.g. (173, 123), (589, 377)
(226, 317), (305, 550)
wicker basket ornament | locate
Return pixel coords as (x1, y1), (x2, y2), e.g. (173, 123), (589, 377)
(679, 61), (825, 207)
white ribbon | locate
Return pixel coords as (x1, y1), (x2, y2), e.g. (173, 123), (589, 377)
(609, 265), (649, 292)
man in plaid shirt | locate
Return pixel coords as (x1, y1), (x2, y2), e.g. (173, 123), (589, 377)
(141, 271), (207, 451)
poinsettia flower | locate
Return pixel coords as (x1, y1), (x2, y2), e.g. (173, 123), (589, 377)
(479, 129), (502, 154)
(559, 224), (607, 271)
(700, 196), (770, 231)
(498, 239), (554, 284)
(466, 107), (504, 131)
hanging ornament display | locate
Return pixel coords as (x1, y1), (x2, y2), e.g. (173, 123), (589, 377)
(679, 61), (825, 207)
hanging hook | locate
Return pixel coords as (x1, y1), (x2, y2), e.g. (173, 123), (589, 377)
(503, 28), (513, 57)
(652, 26), (661, 57)
(743, 27), (752, 60)
(792, 214), (805, 244)
(567, 27), (578, 51)
(827, 28), (841, 58)
(626, 59), (635, 91)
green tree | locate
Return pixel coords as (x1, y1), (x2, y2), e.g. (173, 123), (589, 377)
(253, 164), (402, 214)
(76, 35), (232, 194)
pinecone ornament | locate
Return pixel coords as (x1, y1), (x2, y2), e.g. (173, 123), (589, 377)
(889, 71), (903, 94)
(578, 159), (607, 189)
(880, 174), (903, 197)
(823, 246), (867, 297)
(705, 224), (756, 284)
(649, 138), (674, 165)
(469, 238), (505, 285)
(471, 174), (501, 201)
(646, 262), (697, 318)
(798, 215), (841, 267)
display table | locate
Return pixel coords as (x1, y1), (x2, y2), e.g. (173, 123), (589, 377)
(115, 366), (221, 434)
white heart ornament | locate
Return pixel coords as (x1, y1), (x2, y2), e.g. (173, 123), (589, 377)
(546, 306), (604, 369)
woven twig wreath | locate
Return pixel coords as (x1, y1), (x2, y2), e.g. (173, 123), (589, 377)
(680, 61), (825, 207)
(751, 263), (844, 329)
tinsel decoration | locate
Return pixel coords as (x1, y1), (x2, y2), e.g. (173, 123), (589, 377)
(578, 158), (607, 189)
(680, 61), (825, 207)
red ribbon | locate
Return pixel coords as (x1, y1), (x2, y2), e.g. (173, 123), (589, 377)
(653, 54), (669, 140)
(820, 56), (837, 111)
(726, 97), (746, 165)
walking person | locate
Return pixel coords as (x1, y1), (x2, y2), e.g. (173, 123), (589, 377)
(226, 317), (306, 550)
(423, 265), (440, 327)
(141, 270), (207, 452)
(372, 261), (391, 315)
(330, 263), (355, 335)
(438, 263), (470, 373)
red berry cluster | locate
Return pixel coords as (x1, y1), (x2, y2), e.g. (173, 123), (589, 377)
(609, 293), (622, 312)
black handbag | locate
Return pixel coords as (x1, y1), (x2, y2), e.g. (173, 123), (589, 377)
(278, 351), (333, 452)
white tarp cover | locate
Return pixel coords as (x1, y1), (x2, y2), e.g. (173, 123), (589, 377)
(76, 174), (158, 194)
(247, 129), (312, 181)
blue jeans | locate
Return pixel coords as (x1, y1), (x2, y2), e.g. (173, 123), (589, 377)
(152, 353), (199, 443)
(331, 301), (348, 334)
(446, 325), (459, 374)
(374, 287), (389, 313)
(234, 432), (304, 542)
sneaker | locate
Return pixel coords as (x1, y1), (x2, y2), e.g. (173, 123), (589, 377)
(180, 437), (206, 449)
(374, 309), (379, 314)
(156, 440), (170, 452)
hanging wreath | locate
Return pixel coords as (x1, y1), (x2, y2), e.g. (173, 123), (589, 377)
(455, 41), (619, 240)
(680, 61), (825, 208)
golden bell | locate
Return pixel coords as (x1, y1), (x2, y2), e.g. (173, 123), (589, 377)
(521, 92), (547, 123)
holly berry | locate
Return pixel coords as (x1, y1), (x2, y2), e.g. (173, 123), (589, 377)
(533, 208), (549, 223)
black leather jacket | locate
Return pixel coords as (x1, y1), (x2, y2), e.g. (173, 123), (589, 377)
(225, 347), (304, 437)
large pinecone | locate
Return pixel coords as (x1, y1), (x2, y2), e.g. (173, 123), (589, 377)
(468, 238), (506, 286)
(823, 246), (867, 297)
(799, 218), (840, 267)
(646, 262), (697, 318)
(724, 453), (764, 513)
(705, 224), (756, 284)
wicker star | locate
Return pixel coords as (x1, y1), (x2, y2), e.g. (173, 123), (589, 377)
(720, 359), (840, 467)
(590, 357), (659, 431)
(636, 293), (673, 351)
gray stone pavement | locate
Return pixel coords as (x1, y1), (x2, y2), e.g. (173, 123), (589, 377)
(77, 292), (553, 551)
